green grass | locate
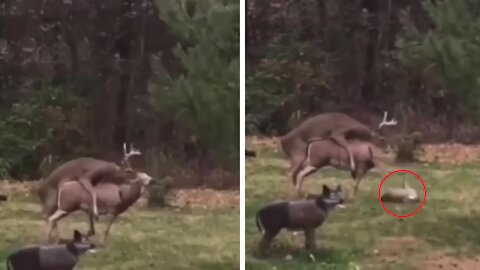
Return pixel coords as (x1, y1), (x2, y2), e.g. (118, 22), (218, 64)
(0, 191), (239, 269)
(246, 148), (480, 269)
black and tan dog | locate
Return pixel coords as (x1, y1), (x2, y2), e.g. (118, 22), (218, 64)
(6, 230), (95, 270)
(255, 184), (344, 254)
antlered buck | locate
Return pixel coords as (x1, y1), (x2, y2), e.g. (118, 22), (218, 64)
(37, 144), (153, 243)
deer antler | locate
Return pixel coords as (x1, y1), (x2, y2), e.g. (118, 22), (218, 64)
(122, 143), (142, 169)
(378, 111), (398, 128)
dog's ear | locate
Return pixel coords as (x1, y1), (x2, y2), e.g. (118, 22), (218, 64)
(322, 184), (331, 195)
(73, 230), (82, 242)
(336, 184), (342, 191)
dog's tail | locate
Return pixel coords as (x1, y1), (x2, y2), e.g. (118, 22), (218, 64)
(255, 212), (265, 235)
(6, 256), (13, 270)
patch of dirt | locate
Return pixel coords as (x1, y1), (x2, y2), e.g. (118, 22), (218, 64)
(372, 236), (421, 265)
(0, 180), (36, 195)
(168, 188), (239, 209)
(422, 251), (480, 270)
(418, 143), (480, 165)
(246, 136), (279, 150)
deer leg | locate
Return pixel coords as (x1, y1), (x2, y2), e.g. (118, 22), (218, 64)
(352, 166), (367, 197)
(295, 165), (317, 196)
(78, 178), (99, 220)
(87, 214), (96, 237)
(47, 209), (68, 243)
(288, 154), (306, 185)
(42, 188), (59, 220)
(330, 132), (355, 171)
(286, 141), (308, 182)
(103, 214), (117, 244)
(353, 177), (361, 197)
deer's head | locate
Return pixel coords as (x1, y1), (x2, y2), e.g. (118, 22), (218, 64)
(121, 143), (142, 171)
(119, 143), (153, 185)
(370, 111), (398, 150)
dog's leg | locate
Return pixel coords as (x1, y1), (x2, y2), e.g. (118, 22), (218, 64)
(304, 228), (317, 251)
(258, 229), (279, 256)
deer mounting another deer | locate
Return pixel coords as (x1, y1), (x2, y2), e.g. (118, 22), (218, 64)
(280, 111), (397, 185)
(47, 169), (152, 243)
(293, 139), (375, 198)
(37, 143), (153, 242)
(37, 144), (144, 217)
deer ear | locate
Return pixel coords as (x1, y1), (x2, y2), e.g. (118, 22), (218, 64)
(73, 230), (82, 242)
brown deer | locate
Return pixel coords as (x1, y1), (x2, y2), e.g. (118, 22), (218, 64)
(293, 139), (375, 197)
(280, 111), (397, 184)
(37, 143), (144, 221)
(46, 170), (152, 243)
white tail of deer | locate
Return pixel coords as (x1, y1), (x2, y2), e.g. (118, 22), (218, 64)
(122, 143), (142, 169)
(378, 111), (398, 128)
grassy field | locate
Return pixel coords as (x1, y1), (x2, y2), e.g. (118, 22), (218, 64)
(245, 146), (480, 270)
(0, 188), (239, 270)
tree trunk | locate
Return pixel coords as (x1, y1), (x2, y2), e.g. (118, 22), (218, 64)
(360, 0), (380, 102)
(113, 0), (135, 149)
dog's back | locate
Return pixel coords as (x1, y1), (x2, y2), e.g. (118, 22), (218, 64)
(256, 185), (344, 233)
(256, 200), (290, 234)
(7, 246), (41, 270)
(6, 230), (94, 270)
(286, 200), (328, 230)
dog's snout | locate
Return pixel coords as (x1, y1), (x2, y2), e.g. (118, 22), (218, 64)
(137, 172), (153, 183)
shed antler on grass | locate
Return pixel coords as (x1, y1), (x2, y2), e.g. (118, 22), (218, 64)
(378, 111), (398, 128)
(122, 143), (142, 169)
